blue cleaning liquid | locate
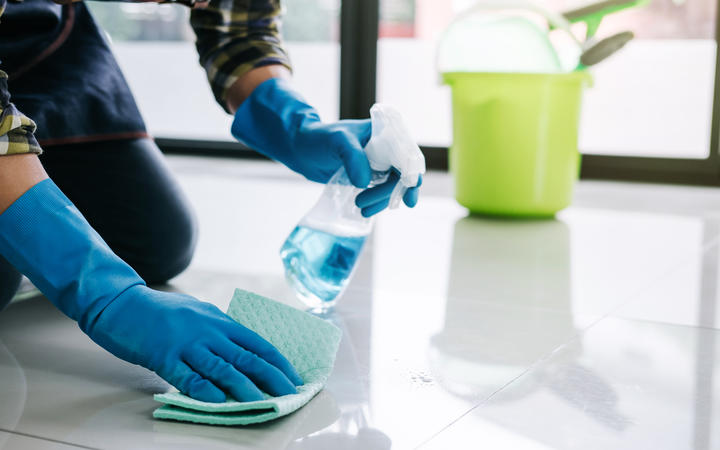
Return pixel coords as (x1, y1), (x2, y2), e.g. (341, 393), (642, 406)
(280, 225), (367, 309)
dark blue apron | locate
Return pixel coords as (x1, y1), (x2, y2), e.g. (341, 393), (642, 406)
(0, 0), (147, 146)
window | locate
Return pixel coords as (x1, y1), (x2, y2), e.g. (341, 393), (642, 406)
(571, 0), (718, 159)
(377, 0), (455, 147)
(376, 0), (718, 159)
(89, 0), (720, 182)
(87, 0), (341, 142)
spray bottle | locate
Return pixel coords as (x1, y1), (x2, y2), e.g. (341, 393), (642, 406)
(280, 104), (426, 311)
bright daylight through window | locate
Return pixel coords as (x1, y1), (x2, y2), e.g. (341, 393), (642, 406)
(88, 0), (340, 141)
(378, 0), (717, 158)
(90, 0), (717, 159)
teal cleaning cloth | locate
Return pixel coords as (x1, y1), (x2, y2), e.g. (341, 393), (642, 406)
(153, 289), (342, 425)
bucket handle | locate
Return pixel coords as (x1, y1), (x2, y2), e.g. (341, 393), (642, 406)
(435, 0), (582, 82)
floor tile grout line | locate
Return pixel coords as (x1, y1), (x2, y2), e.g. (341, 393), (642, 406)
(416, 235), (720, 448)
(415, 305), (720, 449)
(415, 277), (673, 450)
(414, 335), (584, 449)
(603, 231), (720, 328)
(413, 379), (522, 449)
(0, 428), (100, 450)
(375, 211), (720, 448)
(584, 230), (720, 333)
(350, 230), (720, 320)
(602, 314), (720, 332)
(416, 234), (720, 449)
(572, 231), (720, 333)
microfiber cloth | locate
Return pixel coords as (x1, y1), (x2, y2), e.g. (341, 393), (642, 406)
(153, 289), (342, 426)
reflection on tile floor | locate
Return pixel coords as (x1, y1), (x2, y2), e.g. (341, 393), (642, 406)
(1, 158), (719, 449)
(421, 318), (720, 450)
(0, 432), (85, 450)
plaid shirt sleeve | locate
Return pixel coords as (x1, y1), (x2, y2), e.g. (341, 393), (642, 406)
(190, 0), (292, 113)
(0, 71), (42, 157)
(0, 0), (42, 157)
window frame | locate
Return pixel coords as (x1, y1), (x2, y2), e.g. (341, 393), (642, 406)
(160, 1), (720, 186)
(343, 1), (720, 185)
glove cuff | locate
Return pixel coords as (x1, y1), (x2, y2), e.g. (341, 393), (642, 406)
(0, 179), (145, 332)
(230, 77), (319, 157)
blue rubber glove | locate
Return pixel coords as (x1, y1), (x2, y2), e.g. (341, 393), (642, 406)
(355, 170), (423, 218)
(231, 78), (421, 217)
(0, 180), (302, 403)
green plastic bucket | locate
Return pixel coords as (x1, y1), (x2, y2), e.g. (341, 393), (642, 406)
(443, 71), (592, 217)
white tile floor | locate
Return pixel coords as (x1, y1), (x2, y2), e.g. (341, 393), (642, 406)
(1, 158), (719, 449)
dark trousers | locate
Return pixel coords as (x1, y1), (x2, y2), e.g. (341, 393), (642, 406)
(0, 138), (198, 311)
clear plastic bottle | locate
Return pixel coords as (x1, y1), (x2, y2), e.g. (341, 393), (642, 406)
(280, 104), (426, 311)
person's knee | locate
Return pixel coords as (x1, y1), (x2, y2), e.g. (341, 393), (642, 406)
(0, 257), (22, 312)
(129, 201), (198, 285)
(42, 137), (200, 285)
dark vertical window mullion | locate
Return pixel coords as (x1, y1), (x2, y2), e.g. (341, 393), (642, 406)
(707, 6), (720, 172)
(579, 7), (720, 184)
(339, 0), (380, 120)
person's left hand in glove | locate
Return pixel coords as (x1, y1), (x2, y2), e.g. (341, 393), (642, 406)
(227, 66), (421, 217)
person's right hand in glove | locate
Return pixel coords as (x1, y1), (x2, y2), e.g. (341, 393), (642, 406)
(227, 67), (423, 218)
(0, 158), (302, 402)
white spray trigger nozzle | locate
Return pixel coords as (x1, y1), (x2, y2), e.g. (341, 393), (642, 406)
(363, 104), (426, 209)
